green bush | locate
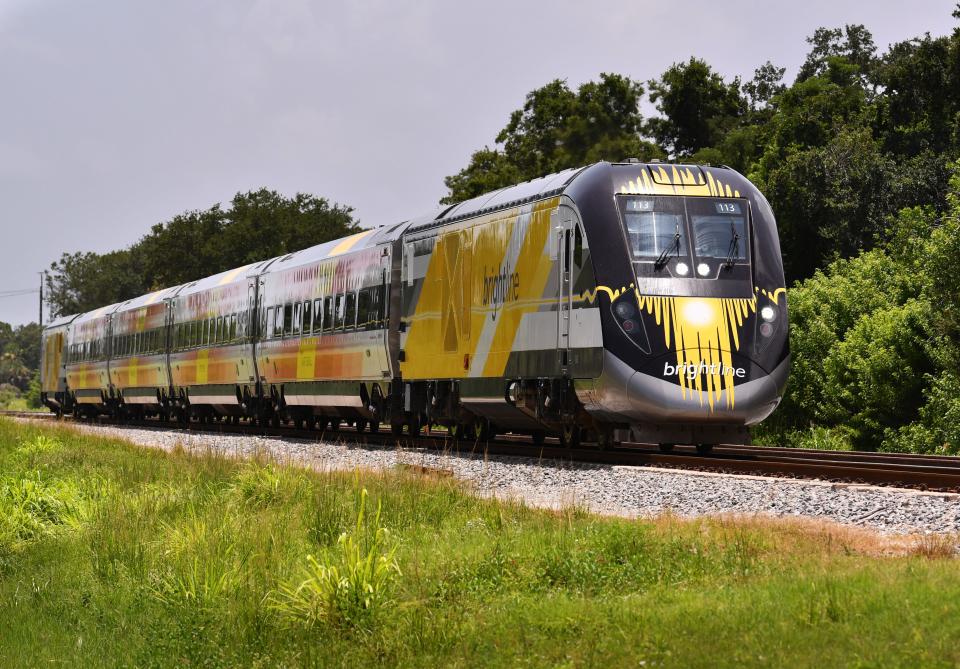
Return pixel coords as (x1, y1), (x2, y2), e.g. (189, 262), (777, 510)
(271, 488), (400, 630)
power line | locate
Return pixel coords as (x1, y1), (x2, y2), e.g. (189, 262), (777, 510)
(0, 289), (40, 298)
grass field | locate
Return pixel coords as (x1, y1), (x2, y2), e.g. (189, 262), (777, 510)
(1, 417), (959, 668)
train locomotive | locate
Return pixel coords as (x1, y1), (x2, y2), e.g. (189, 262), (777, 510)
(40, 161), (789, 448)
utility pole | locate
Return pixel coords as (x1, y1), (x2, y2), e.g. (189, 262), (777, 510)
(38, 271), (44, 327)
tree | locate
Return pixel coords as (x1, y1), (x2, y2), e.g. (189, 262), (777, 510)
(645, 58), (746, 158)
(442, 74), (660, 204)
(796, 24), (878, 84)
(45, 190), (358, 317)
(759, 128), (899, 281)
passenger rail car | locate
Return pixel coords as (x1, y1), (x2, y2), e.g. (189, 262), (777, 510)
(41, 161), (789, 447)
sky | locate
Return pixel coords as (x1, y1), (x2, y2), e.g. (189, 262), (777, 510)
(1, 0), (956, 325)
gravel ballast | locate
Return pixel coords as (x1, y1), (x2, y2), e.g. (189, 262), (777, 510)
(32, 420), (960, 536)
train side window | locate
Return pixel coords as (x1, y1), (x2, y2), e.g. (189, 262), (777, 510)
(357, 289), (371, 329)
(283, 303), (294, 337)
(274, 304), (284, 338)
(313, 298), (322, 334)
(293, 302), (302, 336)
(334, 294), (345, 330)
(345, 292), (356, 330)
(266, 307), (275, 339)
(374, 284), (386, 326)
(229, 315), (237, 342)
(323, 296), (334, 332)
(302, 301), (312, 335)
(574, 225), (583, 268)
(214, 317), (222, 343)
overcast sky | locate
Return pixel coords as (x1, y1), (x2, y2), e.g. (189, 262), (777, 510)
(1, 0), (956, 325)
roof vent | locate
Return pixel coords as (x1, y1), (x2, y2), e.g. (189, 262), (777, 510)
(624, 157), (640, 163)
(650, 159), (662, 163)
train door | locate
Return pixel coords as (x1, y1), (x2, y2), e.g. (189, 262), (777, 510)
(247, 277), (261, 384)
(552, 206), (577, 372)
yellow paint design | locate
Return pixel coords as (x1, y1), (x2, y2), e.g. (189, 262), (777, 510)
(297, 338), (316, 379)
(758, 287), (787, 304)
(328, 229), (375, 257)
(637, 294), (756, 410)
(620, 167), (740, 198)
(196, 349), (209, 384)
(481, 201), (556, 376)
(402, 197), (561, 380)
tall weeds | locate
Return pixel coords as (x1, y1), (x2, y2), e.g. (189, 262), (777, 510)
(271, 488), (401, 630)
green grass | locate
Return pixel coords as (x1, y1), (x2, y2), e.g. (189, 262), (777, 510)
(0, 417), (958, 668)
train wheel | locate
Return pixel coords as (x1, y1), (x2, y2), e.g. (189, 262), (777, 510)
(450, 423), (465, 440)
(369, 421), (380, 434)
(329, 419), (341, 432)
(471, 419), (493, 442)
(294, 417), (304, 430)
(531, 430), (546, 446)
(696, 443), (714, 455)
(391, 422), (404, 436)
(559, 424), (581, 448)
(356, 419), (367, 434)
(270, 414), (281, 428)
(658, 443), (675, 452)
(597, 427), (616, 450)
(408, 415), (421, 438)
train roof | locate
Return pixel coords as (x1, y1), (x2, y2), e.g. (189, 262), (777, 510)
(259, 213), (438, 275)
(406, 167), (585, 234)
(114, 284), (185, 313)
(174, 259), (273, 298)
(71, 301), (123, 325)
(43, 313), (79, 331)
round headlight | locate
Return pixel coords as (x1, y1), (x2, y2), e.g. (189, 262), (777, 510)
(697, 263), (710, 277)
(760, 306), (777, 322)
(615, 301), (636, 319)
(622, 319), (636, 332)
(675, 262), (689, 276)
(760, 322), (774, 337)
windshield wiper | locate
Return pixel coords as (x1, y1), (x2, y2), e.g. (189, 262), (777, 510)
(654, 231), (681, 270)
(723, 224), (741, 269)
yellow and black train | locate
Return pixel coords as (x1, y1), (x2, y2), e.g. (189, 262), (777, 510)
(41, 161), (789, 447)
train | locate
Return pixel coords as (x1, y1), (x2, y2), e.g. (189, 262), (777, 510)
(40, 160), (789, 448)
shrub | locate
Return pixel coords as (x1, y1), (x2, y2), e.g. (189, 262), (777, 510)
(271, 488), (400, 630)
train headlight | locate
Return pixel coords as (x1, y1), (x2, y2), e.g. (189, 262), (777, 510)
(760, 322), (774, 337)
(615, 301), (636, 319)
(697, 262), (710, 276)
(760, 306), (777, 322)
(675, 262), (689, 276)
(681, 299), (718, 327)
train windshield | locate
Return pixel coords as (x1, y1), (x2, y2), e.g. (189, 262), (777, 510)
(619, 195), (750, 279)
(623, 197), (687, 260)
(687, 198), (747, 261)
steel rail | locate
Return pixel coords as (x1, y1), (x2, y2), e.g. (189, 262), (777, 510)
(5, 411), (960, 492)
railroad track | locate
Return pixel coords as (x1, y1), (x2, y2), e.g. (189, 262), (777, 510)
(5, 410), (960, 492)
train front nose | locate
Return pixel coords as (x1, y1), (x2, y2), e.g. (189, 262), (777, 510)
(623, 349), (788, 425)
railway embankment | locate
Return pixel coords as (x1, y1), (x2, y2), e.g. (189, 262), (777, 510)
(3, 416), (960, 667)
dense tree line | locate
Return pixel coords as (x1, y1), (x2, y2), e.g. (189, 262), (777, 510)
(45, 189), (359, 317)
(0, 322), (41, 408)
